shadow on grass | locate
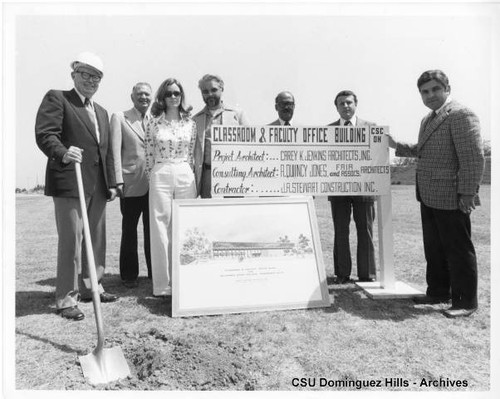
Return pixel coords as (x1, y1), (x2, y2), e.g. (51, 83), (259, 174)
(324, 283), (439, 321)
(16, 329), (80, 354)
(36, 277), (57, 287)
(99, 273), (172, 317)
(16, 290), (54, 317)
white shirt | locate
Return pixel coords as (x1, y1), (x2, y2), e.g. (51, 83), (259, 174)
(340, 115), (358, 126)
(74, 88), (100, 142)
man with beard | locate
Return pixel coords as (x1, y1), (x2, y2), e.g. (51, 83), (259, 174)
(35, 52), (118, 321)
(328, 90), (377, 285)
(193, 74), (249, 198)
(110, 82), (153, 288)
(388, 70), (484, 318)
(269, 91), (295, 125)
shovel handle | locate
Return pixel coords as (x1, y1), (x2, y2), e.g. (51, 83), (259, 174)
(75, 162), (105, 352)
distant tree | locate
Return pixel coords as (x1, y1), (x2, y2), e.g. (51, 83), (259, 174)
(181, 228), (212, 264)
(483, 140), (491, 156)
(278, 235), (293, 255)
(392, 157), (417, 166)
(293, 234), (313, 256)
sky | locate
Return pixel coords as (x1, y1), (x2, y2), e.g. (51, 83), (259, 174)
(5, 1), (498, 189)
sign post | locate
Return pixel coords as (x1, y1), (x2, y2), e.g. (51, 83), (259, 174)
(211, 125), (424, 299)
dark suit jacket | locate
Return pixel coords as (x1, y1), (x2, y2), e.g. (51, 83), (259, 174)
(327, 117), (375, 202)
(268, 119), (283, 126)
(396, 100), (484, 210)
(35, 89), (115, 198)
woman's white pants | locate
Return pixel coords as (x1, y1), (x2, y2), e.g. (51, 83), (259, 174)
(149, 162), (196, 296)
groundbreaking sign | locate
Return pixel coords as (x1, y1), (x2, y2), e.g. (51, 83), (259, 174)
(210, 125), (390, 197)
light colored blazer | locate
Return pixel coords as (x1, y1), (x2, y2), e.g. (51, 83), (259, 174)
(396, 100), (484, 210)
(192, 104), (249, 194)
(110, 107), (149, 197)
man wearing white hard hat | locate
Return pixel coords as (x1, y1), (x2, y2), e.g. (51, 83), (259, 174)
(35, 51), (119, 321)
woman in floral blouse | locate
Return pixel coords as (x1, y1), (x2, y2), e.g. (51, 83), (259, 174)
(145, 78), (197, 296)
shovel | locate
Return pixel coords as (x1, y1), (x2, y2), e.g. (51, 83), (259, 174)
(75, 162), (131, 384)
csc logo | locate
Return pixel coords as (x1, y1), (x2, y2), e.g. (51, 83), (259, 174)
(292, 378), (316, 387)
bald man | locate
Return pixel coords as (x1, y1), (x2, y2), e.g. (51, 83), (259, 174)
(269, 91), (295, 126)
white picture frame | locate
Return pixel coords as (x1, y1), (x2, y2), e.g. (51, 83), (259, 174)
(171, 197), (331, 317)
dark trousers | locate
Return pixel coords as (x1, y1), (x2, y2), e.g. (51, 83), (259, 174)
(119, 193), (151, 281)
(330, 196), (376, 279)
(200, 163), (212, 198)
(420, 203), (478, 309)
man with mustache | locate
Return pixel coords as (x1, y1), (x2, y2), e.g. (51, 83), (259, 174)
(269, 91), (295, 126)
(387, 70), (484, 318)
(193, 74), (249, 198)
(110, 82), (153, 288)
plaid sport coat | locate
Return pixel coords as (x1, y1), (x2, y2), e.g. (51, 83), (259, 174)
(396, 100), (484, 210)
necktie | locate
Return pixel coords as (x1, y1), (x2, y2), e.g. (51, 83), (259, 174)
(284, 121), (290, 126)
(84, 98), (99, 142)
(425, 111), (437, 129)
(344, 120), (351, 126)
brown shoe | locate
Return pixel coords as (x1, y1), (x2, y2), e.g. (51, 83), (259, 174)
(443, 307), (477, 318)
(122, 280), (138, 288)
(81, 292), (118, 303)
(99, 292), (118, 303)
(57, 306), (84, 321)
(333, 276), (352, 285)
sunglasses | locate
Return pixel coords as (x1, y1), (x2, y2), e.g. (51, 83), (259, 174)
(165, 91), (181, 98)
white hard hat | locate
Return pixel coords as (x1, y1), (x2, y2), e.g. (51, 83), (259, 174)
(70, 51), (104, 75)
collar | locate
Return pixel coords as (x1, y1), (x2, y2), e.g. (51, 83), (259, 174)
(74, 88), (92, 107)
(199, 102), (234, 117)
(340, 115), (357, 126)
(131, 106), (150, 119)
(279, 118), (292, 125)
(434, 96), (452, 116)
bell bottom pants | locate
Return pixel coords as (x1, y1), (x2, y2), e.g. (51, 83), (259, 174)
(149, 162), (196, 296)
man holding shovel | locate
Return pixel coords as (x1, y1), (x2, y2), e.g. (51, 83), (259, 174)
(35, 51), (118, 321)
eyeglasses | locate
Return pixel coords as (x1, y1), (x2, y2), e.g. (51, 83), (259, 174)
(165, 91), (181, 98)
(77, 71), (102, 82)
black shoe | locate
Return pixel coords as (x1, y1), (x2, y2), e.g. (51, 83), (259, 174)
(358, 277), (375, 282)
(333, 276), (352, 285)
(57, 306), (84, 321)
(443, 307), (477, 318)
(81, 292), (119, 303)
(122, 280), (138, 288)
(413, 295), (451, 305)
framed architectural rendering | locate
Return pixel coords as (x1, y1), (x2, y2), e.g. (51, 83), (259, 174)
(171, 197), (331, 317)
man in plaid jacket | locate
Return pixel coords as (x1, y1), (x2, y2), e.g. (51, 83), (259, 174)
(388, 70), (484, 318)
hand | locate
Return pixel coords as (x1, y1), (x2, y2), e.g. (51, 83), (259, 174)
(108, 188), (118, 202)
(62, 146), (83, 164)
(386, 134), (397, 149)
(458, 194), (475, 214)
(116, 184), (124, 198)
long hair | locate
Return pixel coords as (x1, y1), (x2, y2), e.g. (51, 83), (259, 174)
(150, 78), (193, 118)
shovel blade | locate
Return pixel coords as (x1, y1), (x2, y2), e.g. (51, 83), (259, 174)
(80, 346), (131, 385)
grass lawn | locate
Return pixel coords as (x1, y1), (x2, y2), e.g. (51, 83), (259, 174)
(14, 185), (491, 392)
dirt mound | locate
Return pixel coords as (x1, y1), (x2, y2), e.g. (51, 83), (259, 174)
(97, 328), (260, 390)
